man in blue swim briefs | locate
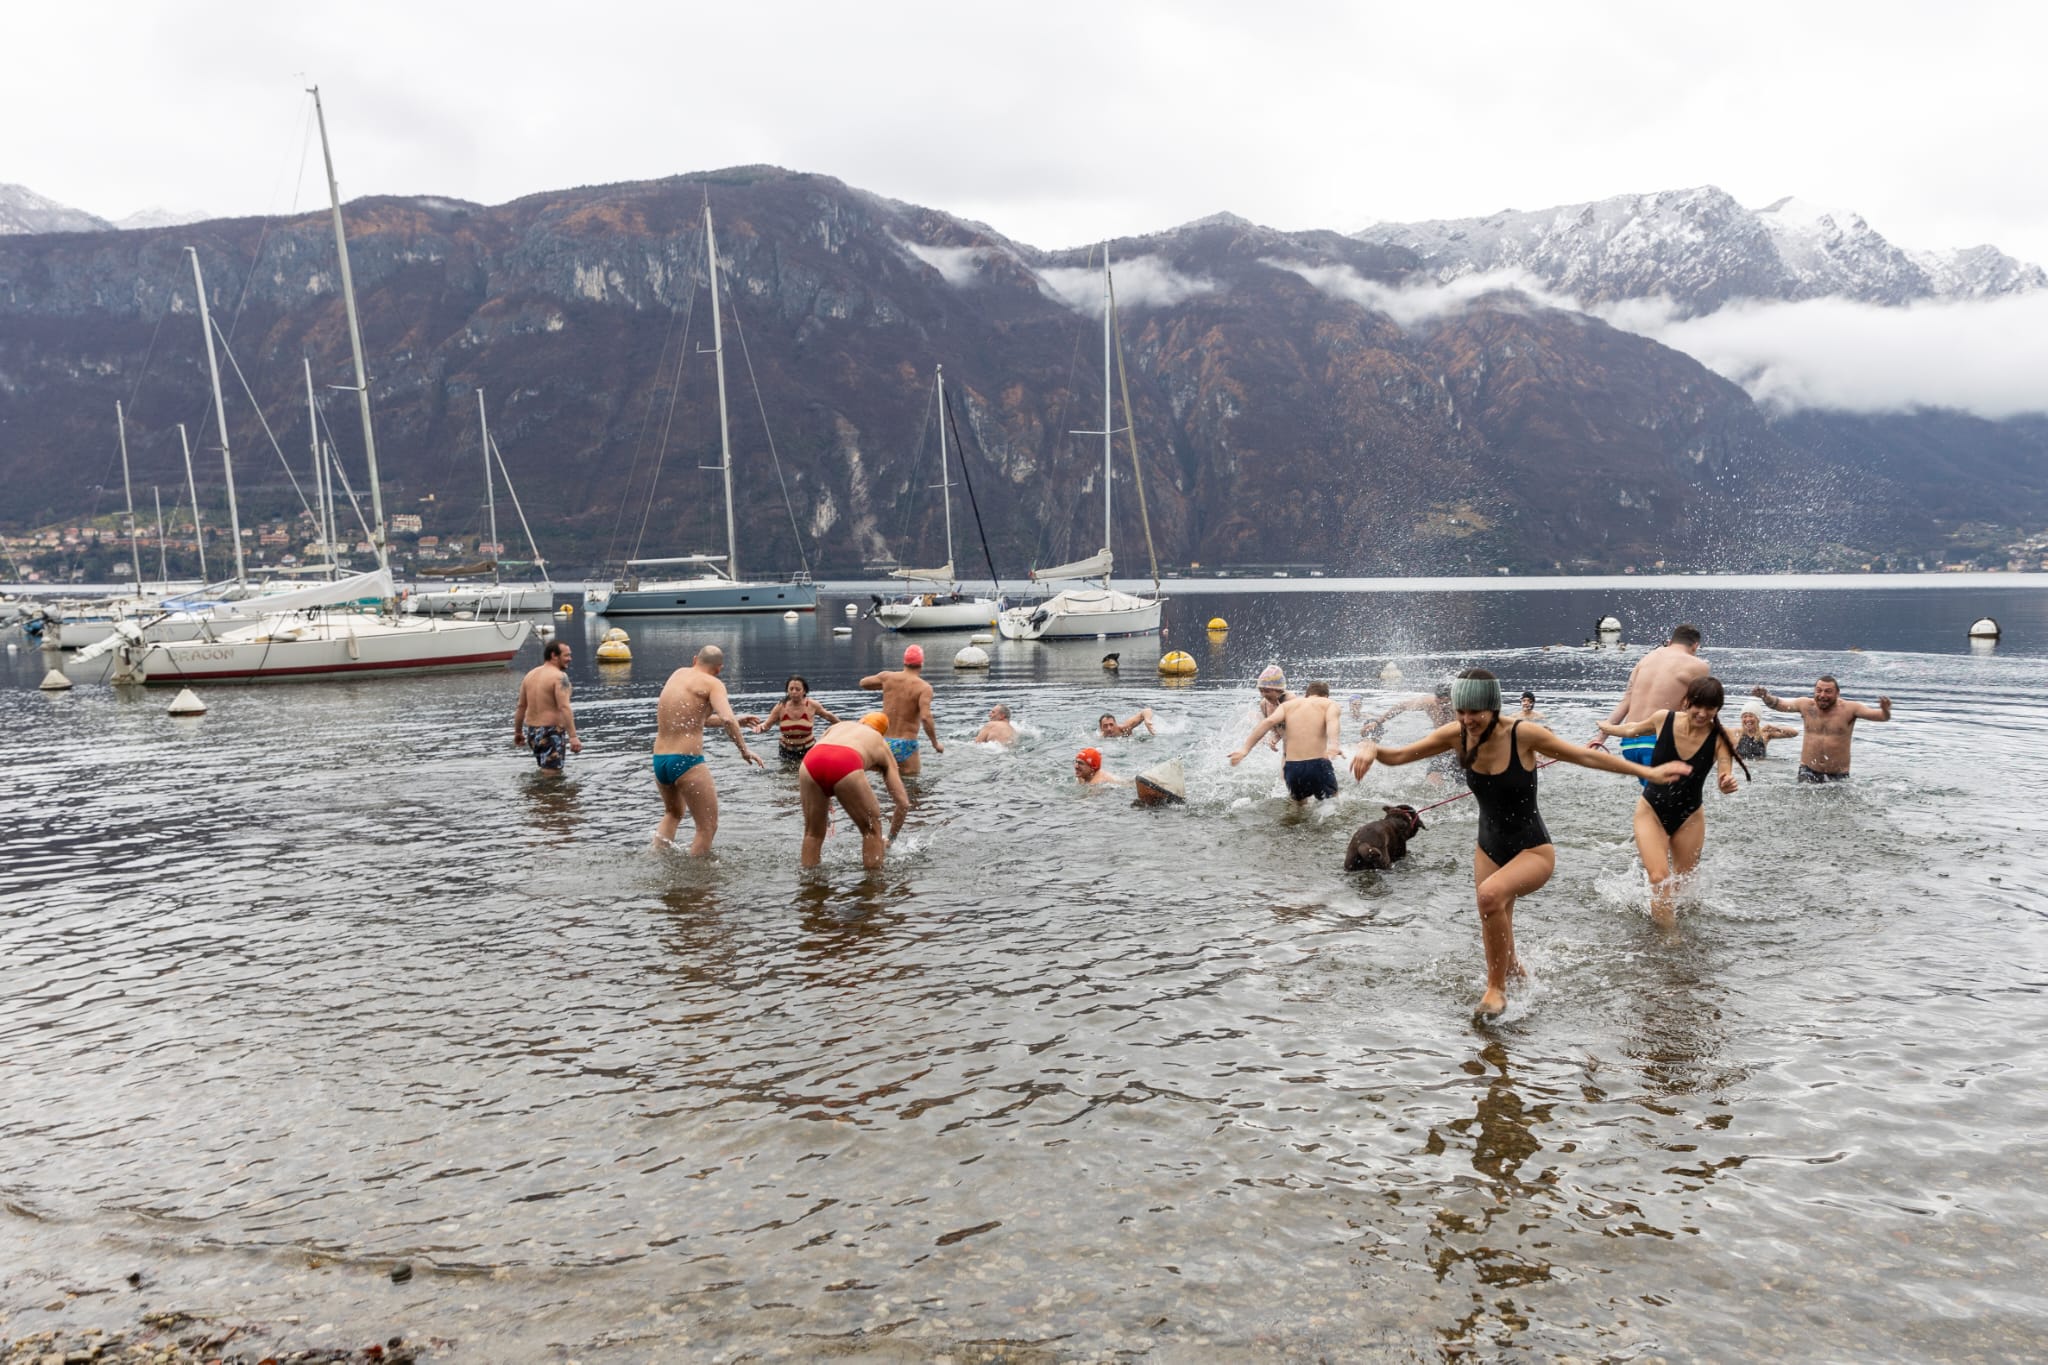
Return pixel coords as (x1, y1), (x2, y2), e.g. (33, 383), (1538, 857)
(1593, 623), (1709, 788)
(1229, 680), (1345, 806)
(513, 639), (581, 773)
(859, 644), (943, 777)
(652, 645), (762, 854)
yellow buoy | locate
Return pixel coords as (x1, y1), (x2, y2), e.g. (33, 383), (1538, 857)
(1159, 650), (1197, 676)
(556, 603), (575, 617)
(596, 625), (632, 663)
(1207, 617), (1228, 632)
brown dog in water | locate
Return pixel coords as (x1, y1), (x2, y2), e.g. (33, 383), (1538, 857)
(1343, 804), (1425, 871)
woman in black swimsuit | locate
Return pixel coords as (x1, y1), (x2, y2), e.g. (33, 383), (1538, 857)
(1596, 675), (1749, 924)
(1351, 668), (1692, 1020)
(1734, 704), (1797, 762)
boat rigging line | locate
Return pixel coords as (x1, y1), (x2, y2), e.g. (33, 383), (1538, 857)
(940, 381), (1003, 592)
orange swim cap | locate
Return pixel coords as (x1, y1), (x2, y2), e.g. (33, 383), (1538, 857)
(861, 712), (890, 734)
(1075, 747), (1102, 770)
(903, 644), (925, 667)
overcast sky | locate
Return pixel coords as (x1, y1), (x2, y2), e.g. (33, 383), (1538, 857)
(9, 0), (2048, 263)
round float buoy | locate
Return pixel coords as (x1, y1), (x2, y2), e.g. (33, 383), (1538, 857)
(782, 610), (800, 621)
(596, 626), (632, 662)
(39, 668), (72, 691)
(832, 625), (853, 636)
(1159, 651), (1197, 676)
(844, 603), (860, 617)
(970, 632), (994, 645)
(167, 687), (207, 716)
(556, 603), (574, 617)
(535, 622), (555, 639)
(1597, 615), (1622, 635)
(1134, 758), (1187, 807)
(1379, 662), (1403, 682)
(953, 645), (990, 669)
(1102, 653), (1121, 672)
(1969, 617), (2001, 640)
(1207, 617), (1228, 632)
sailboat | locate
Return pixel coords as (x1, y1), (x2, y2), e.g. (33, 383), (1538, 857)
(590, 202), (817, 616)
(997, 246), (1165, 640)
(875, 365), (999, 632)
(109, 86), (531, 684)
(405, 391), (556, 615)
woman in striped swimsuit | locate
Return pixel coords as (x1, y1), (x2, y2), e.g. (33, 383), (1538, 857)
(750, 675), (841, 764)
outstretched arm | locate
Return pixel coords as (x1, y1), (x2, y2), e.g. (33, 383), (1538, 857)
(1350, 721), (1459, 781)
(746, 700), (788, 734)
(858, 672), (884, 691)
(1852, 696), (1894, 722)
(1526, 724), (1689, 785)
(1230, 710), (1284, 764)
(1751, 686), (1803, 715)
(1597, 711), (1661, 740)
(711, 687), (763, 767)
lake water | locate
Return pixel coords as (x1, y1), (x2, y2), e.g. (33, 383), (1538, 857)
(5, 578), (2046, 1360)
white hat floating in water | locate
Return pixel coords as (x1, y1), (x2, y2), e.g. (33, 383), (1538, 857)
(953, 645), (990, 669)
(1135, 758), (1187, 805)
(39, 668), (72, 691)
(167, 687), (207, 716)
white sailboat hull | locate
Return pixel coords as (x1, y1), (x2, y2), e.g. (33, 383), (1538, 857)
(112, 612), (532, 685)
(404, 584), (556, 615)
(875, 596), (999, 631)
(997, 590), (1164, 640)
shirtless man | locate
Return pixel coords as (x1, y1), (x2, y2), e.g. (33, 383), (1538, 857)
(1364, 683), (1461, 786)
(1596, 624), (1710, 784)
(798, 718), (912, 869)
(1751, 676), (1892, 782)
(652, 644), (763, 854)
(1073, 747), (1123, 786)
(512, 639), (580, 773)
(1097, 708), (1155, 738)
(975, 704), (1018, 746)
(1229, 680), (1345, 803)
(859, 644), (943, 776)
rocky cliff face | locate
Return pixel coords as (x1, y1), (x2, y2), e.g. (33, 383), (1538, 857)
(0, 168), (2038, 574)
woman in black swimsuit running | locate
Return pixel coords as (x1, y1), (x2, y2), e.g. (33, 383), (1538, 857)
(1596, 675), (1749, 924)
(1351, 669), (1693, 1020)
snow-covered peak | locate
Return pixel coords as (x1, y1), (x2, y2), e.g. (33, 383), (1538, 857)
(113, 207), (211, 231)
(1357, 187), (2043, 314)
(0, 183), (110, 235)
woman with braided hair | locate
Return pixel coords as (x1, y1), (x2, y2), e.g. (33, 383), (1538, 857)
(1351, 668), (1694, 1020)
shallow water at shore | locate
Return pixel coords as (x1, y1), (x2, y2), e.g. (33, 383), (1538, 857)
(5, 585), (2047, 1360)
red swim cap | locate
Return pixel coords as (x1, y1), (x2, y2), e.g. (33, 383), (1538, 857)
(903, 644), (925, 666)
(1075, 747), (1102, 770)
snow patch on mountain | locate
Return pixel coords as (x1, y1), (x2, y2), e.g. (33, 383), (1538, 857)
(113, 207), (211, 231)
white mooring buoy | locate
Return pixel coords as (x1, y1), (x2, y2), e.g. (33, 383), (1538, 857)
(1969, 617), (2001, 641)
(970, 632), (994, 645)
(832, 625), (853, 636)
(1597, 615), (1623, 635)
(783, 610), (801, 621)
(39, 668), (72, 691)
(953, 645), (990, 669)
(167, 687), (207, 716)
(844, 603), (860, 617)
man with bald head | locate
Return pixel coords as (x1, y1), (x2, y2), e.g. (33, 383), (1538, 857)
(652, 644), (762, 854)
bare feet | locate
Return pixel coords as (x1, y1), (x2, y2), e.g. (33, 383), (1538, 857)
(1473, 987), (1508, 1021)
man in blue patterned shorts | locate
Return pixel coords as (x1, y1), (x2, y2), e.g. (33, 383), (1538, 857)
(513, 639), (581, 773)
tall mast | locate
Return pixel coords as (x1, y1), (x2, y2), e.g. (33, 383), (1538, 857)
(115, 401), (143, 587)
(310, 85), (388, 576)
(153, 486), (168, 587)
(188, 248), (245, 584)
(478, 390), (500, 585)
(937, 365), (955, 580)
(704, 200), (740, 582)
(1101, 243), (1113, 588)
(177, 423), (207, 580)
(304, 359), (335, 578)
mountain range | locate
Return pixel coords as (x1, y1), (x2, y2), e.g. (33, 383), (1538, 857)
(2, 172), (2044, 576)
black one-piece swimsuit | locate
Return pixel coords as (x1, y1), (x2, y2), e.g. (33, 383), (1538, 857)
(1643, 711), (1716, 836)
(1467, 722), (1551, 866)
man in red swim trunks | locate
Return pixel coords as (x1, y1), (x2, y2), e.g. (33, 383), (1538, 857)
(798, 715), (913, 869)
